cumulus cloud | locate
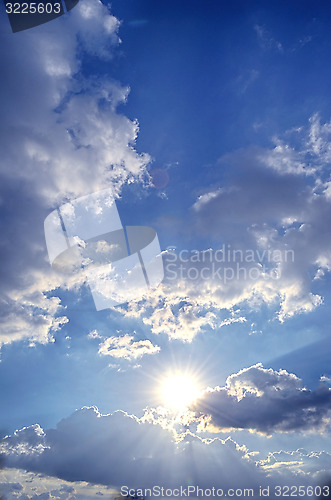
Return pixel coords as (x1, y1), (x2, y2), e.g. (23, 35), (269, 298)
(98, 334), (160, 360)
(115, 272), (247, 343)
(3, 405), (331, 493)
(192, 364), (331, 435)
(87, 329), (102, 340)
(0, 0), (150, 347)
(122, 115), (331, 343)
(88, 115), (331, 348)
(2, 2), (331, 355)
(0, 406), (271, 491)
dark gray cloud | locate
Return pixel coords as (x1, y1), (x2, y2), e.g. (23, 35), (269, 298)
(193, 364), (331, 434)
(2, 390), (331, 493)
(0, 406), (267, 491)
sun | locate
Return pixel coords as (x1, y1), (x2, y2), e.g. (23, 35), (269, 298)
(160, 372), (200, 411)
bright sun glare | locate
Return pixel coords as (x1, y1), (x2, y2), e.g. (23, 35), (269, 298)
(160, 373), (200, 411)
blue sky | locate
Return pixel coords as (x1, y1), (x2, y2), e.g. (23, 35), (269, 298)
(2, 0), (331, 498)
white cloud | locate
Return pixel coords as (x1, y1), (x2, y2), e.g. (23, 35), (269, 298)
(192, 189), (223, 211)
(98, 334), (160, 360)
(258, 449), (331, 479)
(179, 116), (331, 322)
(107, 116), (331, 344)
(88, 329), (103, 340)
(2, 8), (331, 354)
(0, 284), (68, 348)
(0, 0), (150, 348)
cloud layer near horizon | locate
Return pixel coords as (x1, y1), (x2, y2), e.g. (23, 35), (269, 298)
(1, 365), (331, 493)
(0, 406), (267, 491)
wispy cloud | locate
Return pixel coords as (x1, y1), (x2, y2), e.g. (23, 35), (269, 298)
(254, 24), (283, 52)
